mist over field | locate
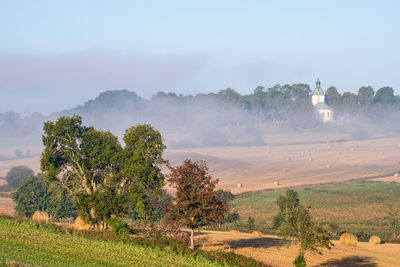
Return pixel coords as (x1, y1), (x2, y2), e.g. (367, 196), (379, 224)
(1, 83), (400, 155)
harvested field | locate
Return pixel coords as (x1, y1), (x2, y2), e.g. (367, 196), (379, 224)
(0, 197), (15, 217)
(196, 230), (400, 267)
(166, 137), (400, 193)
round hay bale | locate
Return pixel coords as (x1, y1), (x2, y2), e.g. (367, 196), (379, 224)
(336, 152), (342, 156)
(282, 168), (289, 172)
(251, 231), (262, 237)
(394, 173), (399, 177)
(237, 183), (243, 188)
(308, 157), (313, 162)
(230, 230), (240, 234)
(32, 211), (49, 223)
(286, 157), (291, 161)
(369, 236), (381, 245)
(351, 148), (355, 152)
(274, 181), (280, 187)
(73, 216), (90, 231)
(326, 164), (331, 168)
(339, 233), (358, 247)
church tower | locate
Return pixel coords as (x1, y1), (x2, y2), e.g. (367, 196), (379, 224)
(312, 78), (325, 105)
(311, 78), (333, 122)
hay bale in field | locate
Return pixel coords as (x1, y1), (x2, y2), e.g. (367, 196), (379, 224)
(31, 211), (49, 223)
(336, 152), (342, 156)
(308, 157), (313, 162)
(274, 181), (280, 187)
(230, 230), (240, 234)
(326, 164), (331, 168)
(251, 231), (262, 237)
(351, 148), (355, 152)
(394, 173), (399, 177)
(369, 236), (381, 245)
(73, 216), (90, 230)
(237, 183), (243, 188)
(286, 157), (291, 161)
(340, 233), (358, 247)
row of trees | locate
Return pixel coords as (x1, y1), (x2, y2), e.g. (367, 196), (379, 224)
(4, 83), (400, 149)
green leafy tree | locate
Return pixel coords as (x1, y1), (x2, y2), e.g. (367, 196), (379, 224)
(248, 216), (255, 231)
(6, 166), (34, 188)
(358, 86), (375, 108)
(167, 159), (227, 249)
(374, 87), (396, 105)
(41, 116), (166, 228)
(342, 92), (358, 116)
(12, 175), (51, 217)
(276, 190), (333, 267)
(11, 174), (76, 219)
(326, 86), (342, 116)
(215, 189), (239, 226)
(388, 205), (400, 240)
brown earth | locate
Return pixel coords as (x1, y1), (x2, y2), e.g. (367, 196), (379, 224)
(195, 230), (400, 267)
(166, 137), (400, 193)
(1, 137), (400, 193)
(0, 197), (15, 217)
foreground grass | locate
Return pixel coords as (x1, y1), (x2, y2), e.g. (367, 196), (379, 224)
(232, 180), (400, 238)
(0, 216), (266, 267)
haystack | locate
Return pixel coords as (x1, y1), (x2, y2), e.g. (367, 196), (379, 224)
(73, 216), (90, 230)
(369, 236), (381, 245)
(32, 211), (49, 223)
(339, 233), (358, 247)
(251, 231), (262, 237)
(237, 183), (243, 188)
(394, 173), (399, 177)
(274, 181), (280, 187)
(230, 230), (240, 234)
(326, 164), (331, 168)
(308, 158), (313, 162)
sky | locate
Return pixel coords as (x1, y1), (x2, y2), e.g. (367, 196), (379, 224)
(1, 0), (400, 114)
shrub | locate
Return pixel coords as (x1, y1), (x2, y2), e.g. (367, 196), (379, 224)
(294, 255), (306, 267)
(108, 217), (130, 236)
(6, 166), (34, 188)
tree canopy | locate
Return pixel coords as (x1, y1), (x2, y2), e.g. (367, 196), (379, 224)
(167, 159), (227, 249)
(40, 115), (167, 227)
(6, 166), (34, 188)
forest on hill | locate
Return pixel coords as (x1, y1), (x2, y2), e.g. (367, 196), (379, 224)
(1, 83), (400, 148)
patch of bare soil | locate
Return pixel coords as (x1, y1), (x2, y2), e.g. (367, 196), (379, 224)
(195, 230), (400, 267)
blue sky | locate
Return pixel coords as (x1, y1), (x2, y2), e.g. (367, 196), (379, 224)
(1, 0), (400, 114)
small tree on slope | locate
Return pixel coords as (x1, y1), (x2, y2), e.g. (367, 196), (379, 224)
(167, 159), (227, 249)
(277, 189), (333, 267)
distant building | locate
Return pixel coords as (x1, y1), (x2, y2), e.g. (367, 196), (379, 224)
(312, 78), (333, 122)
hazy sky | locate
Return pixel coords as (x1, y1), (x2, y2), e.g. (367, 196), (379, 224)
(1, 0), (400, 114)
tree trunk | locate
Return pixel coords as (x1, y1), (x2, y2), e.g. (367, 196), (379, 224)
(190, 229), (195, 250)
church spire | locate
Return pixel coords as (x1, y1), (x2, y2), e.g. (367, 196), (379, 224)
(316, 78), (321, 89)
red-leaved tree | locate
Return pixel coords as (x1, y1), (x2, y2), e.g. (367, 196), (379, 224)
(167, 159), (227, 249)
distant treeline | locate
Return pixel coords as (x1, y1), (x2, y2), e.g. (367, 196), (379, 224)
(1, 84), (400, 147)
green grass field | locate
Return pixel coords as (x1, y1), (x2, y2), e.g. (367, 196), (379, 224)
(232, 180), (400, 238)
(0, 216), (267, 267)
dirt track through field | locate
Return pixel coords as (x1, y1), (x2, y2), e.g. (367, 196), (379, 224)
(196, 230), (400, 267)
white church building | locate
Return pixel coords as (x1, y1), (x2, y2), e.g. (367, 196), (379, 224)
(312, 78), (333, 122)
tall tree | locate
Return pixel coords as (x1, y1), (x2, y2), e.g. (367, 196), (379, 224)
(41, 116), (166, 227)
(374, 87), (396, 105)
(167, 160), (227, 249)
(276, 190), (333, 267)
